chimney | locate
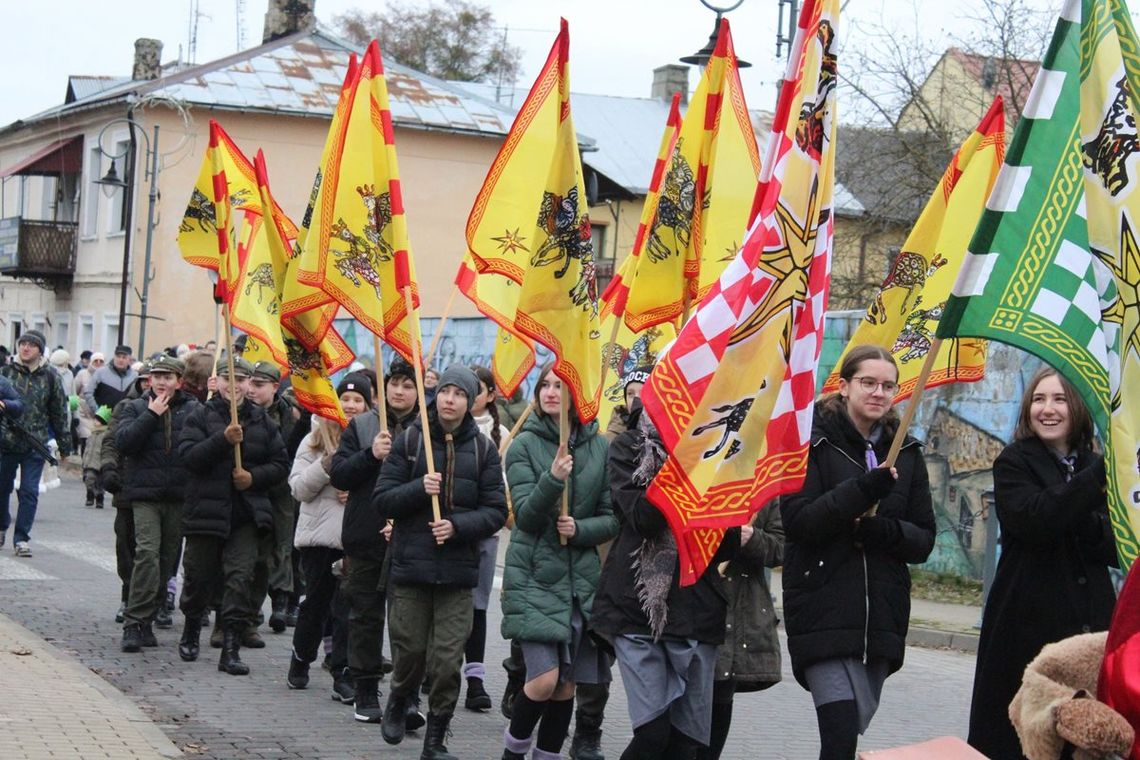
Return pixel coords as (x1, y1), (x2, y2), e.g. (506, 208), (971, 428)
(263, 0), (317, 44)
(651, 65), (689, 106)
(132, 38), (163, 81)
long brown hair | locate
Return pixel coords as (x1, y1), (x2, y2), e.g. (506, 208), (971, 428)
(471, 365), (502, 448)
(532, 360), (577, 421)
(819, 344), (900, 430)
(1014, 366), (1095, 451)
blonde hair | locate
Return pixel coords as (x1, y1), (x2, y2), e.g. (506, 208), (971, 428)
(307, 416), (344, 455)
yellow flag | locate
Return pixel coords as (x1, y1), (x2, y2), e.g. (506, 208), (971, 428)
(822, 99), (1003, 400)
(622, 21), (760, 332)
(465, 20), (602, 421)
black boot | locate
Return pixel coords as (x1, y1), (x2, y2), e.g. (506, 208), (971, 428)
(465, 676), (492, 712)
(406, 692), (427, 731)
(218, 628), (250, 676)
(287, 653), (310, 689)
(140, 622), (158, 647)
(331, 667), (355, 703)
(209, 619), (224, 649)
(569, 711), (605, 760)
(381, 692), (409, 745)
(354, 677), (383, 723)
(121, 623), (142, 653)
(420, 712), (457, 760)
(85, 487), (95, 507)
(178, 616), (202, 662)
(269, 592), (288, 633)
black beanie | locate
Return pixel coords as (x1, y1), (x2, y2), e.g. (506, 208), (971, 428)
(336, 372), (373, 406)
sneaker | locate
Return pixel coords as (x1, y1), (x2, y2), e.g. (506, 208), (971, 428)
(165, 589), (176, 613)
(114, 604), (125, 624)
(154, 607), (173, 629)
(14, 542), (31, 557)
(332, 676), (355, 704)
(287, 654), (310, 690)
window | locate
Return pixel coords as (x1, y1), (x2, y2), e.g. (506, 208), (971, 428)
(106, 138), (130, 234)
(54, 313), (70, 355)
(78, 314), (94, 354)
(958, 496), (975, 551)
(9, 315), (24, 348)
(101, 314), (119, 354)
(590, 224), (615, 293)
(83, 147), (101, 236)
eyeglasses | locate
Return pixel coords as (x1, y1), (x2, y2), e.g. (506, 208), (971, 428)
(851, 376), (899, 395)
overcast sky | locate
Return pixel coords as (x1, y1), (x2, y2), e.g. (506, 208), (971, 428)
(3, 0), (1067, 128)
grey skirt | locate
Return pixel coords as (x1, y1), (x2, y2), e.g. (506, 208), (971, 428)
(803, 657), (891, 733)
(613, 634), (718, 745)
(519, 600), (609, 686)
(473, 533), (499, 611)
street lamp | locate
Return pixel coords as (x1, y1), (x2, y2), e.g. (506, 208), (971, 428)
(95, 118), (160, 358)
(680, 0), (752, 68)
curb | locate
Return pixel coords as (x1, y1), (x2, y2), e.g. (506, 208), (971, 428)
(907, 625), (980, 654)
(0, 614), (182, 758)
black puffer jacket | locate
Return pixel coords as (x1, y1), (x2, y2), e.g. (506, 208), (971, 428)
(373, 411), (506, 588)
(779, 396), (935, 688)
(114, 389), (199, 502)
(592, 404), (741, 644)
(331, 405), (417, 561)
(178, 395), (289, 538)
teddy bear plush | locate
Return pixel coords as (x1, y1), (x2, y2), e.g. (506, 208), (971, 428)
(1010, 632), (1134, 760)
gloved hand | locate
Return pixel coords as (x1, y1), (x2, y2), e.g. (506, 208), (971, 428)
(855, 516), (902, 550)
(102, 468), (122, 495)
(224, 423), (244, 446)
(856, 466), (897, 501)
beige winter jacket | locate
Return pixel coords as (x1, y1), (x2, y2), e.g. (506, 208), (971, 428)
(290, 431), (345, 550)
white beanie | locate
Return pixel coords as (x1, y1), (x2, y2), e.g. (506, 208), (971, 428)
(50, 348), (70, 367)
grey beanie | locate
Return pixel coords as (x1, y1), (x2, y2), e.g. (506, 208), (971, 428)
(17, 329), (46, 354)
(435, 365), (479, 405)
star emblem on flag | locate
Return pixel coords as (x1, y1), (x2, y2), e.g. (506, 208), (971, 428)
(1095, 213), (1140, 372)
(492, 228), (529, 254)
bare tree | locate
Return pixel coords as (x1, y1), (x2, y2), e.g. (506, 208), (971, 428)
(334, 0), (522, 85)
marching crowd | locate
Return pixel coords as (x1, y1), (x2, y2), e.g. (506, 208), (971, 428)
(0, 327), (1120, 760)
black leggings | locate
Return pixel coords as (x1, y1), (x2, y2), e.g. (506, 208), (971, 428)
(619, 712), (701, 760)
(816, 700), (859, 760)
(695, 679), (736, 760)
(465, 608), (487, 666)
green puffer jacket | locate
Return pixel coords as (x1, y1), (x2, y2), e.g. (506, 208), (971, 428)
(501, 412), (618, 643)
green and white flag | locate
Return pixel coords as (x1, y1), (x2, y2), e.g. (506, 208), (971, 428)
(938, 0), (1140, 566)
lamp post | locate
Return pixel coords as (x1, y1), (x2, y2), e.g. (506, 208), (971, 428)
(679, 0), (752, 68)
(95, 118), (160, 358)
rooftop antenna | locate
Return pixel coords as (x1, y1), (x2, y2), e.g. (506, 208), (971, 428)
(235, 0), (247, 51)
(187, 0), (210, 65)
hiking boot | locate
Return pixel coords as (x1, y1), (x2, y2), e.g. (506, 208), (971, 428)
(121, 624), (143, 653)
(154, 606), (173, 629)
(382, 693), (409, 745)
(241, 627), (266, 649)
(269, 592), (288, 634)
(465, 676), (492, 712)
(285, 603), (299, 627)
(218, 628), (249, 676)
(354, 677), (383, 723)
(287, 653), (310, 690)
(420, 712), (457, 760)
(178, 616), (202, 662)
(569, 711), (605, 760)
(140, 622), (158, 648)
(331, 668), (355, 703)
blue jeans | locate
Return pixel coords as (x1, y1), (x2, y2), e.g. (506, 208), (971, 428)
(0, 450), (45, 544)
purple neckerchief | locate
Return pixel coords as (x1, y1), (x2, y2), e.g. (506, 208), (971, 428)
(864, 423), (884, 471)
(865, 444), (878, 472)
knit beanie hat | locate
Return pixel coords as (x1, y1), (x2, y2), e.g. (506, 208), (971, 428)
(17, 329), (46, 354)
(50, 349), (70, 367)
(336, 373), (373, 406)
(436, 365), (479, 404)
(621, 366), (653, 391)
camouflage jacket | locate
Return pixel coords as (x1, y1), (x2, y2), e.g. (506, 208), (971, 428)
(0, 357), (70, 457)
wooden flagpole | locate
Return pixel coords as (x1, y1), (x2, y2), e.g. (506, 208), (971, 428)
(372, 334), (388, 433)
(221, 302), (243, 470)
(404, 286), (441, 524)
(424, 284), (459, 369)
(560, 385), (570, 546)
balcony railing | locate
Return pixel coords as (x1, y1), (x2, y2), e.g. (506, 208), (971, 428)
(0, 217), (77, 280)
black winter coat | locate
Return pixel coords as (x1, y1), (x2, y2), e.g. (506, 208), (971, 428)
(592, 406), (741, 644)
(779, 397), (935, 688)
(373, 411), (506, 588)
(114, 389), (199, 503)
(331, 406), (417, 561)
(178, 395), (289, 538)
(967, 437), (1116, 760)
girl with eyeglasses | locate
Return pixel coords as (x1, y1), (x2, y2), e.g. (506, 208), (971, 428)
(967, 366), (1116, 759)
(780, 344), (936, 760)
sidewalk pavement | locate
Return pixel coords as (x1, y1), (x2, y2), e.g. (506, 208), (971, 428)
(0, 613), (181, 760)
(770, 569), (983, 653)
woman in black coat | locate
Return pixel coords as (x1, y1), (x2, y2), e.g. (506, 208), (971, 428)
(967, 366), (1116, 759)
(780, 345), (935, 760)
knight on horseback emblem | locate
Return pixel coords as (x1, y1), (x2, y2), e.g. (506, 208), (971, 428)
(331, 184), (394, 300)
(530, 185), (599, 317)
